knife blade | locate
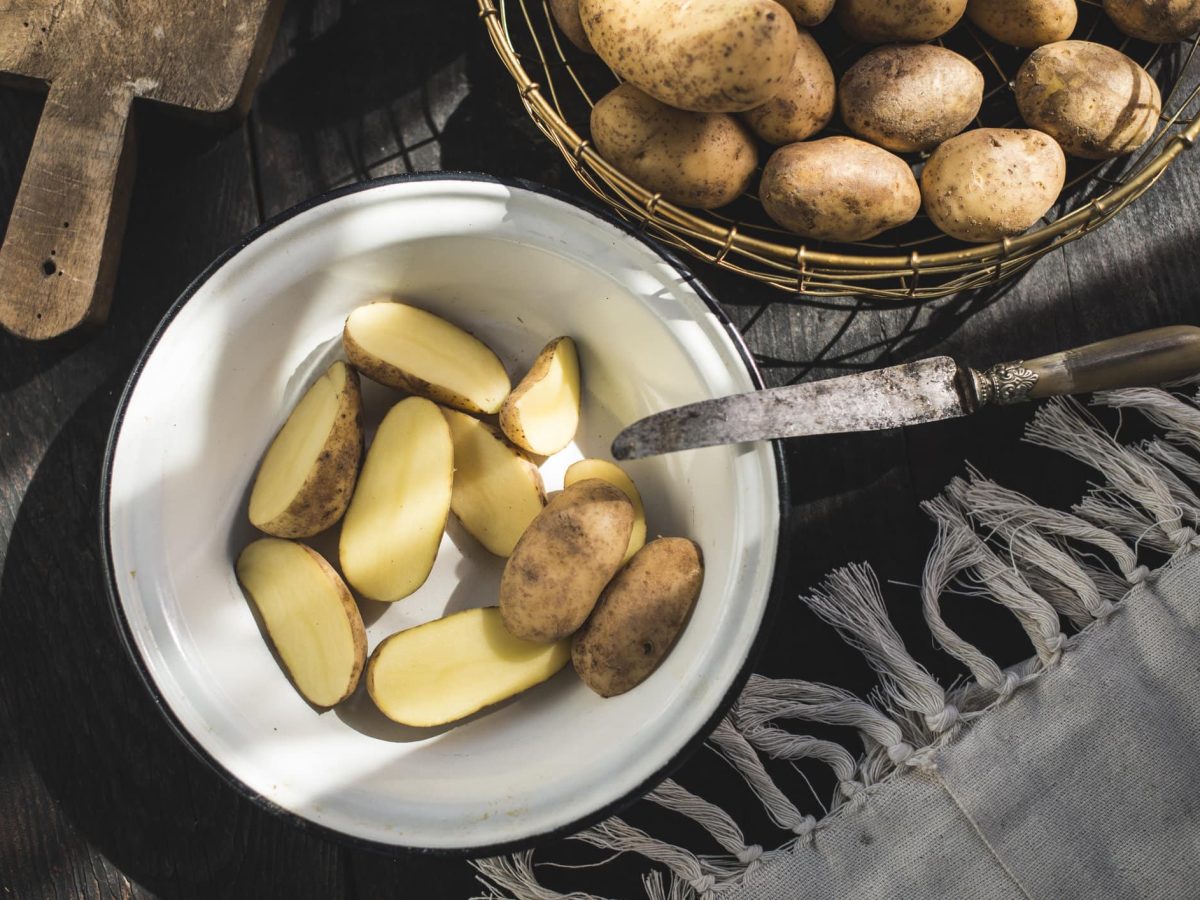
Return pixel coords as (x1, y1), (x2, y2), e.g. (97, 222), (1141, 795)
(612, 326), (1200, 461)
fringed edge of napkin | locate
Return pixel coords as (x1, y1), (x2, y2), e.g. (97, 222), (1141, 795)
(471, 385), (1200, 900)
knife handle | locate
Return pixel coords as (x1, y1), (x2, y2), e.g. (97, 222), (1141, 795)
(971, 326), (1200, 406)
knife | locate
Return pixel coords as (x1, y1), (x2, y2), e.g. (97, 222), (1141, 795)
(612, 326), (1200, 461)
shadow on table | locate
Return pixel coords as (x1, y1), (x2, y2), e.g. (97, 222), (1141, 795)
(0, 374), (347, 898)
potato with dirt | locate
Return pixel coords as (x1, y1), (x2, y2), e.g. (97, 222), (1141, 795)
(921, 128), (1067, 242)
(741, 30), (836, 145)
(1015, 40), (1161, 159)
(500, 479), (634, 643)
(1105, 0), (1200, 43)
(579, 0), (800, 112)
(591, 84), (758, 209)
(839, 0), (968, 42)
(759, 137), (921, 242)
(572, 538), (704, 697)
(967, 0), (1078, 48)
(839, 44), (984, 153)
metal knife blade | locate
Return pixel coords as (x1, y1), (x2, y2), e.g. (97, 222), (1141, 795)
(612, 357), (969, 460)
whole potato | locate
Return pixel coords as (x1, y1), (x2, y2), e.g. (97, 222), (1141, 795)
(967, 0), (1077, 48)
(839, 0), (967, 42)
(572, 538), (704, 698)
(579, 0), (799, 112)
(591, 84), (758, 209)
(741, 30), (836, 145)
(779, 0), (835, 25)
(1105, 0), (1200, 43)
(759, 137), (921, 242)
(1015, 41), (1161, 159)
(549, 0), (594, 53)
(500, 478), (634, 643)
(839, 45), (983, 153)
(921, 128), (1066, 242)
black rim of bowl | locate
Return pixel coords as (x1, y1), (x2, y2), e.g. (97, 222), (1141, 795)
(99, 171), (793, 859)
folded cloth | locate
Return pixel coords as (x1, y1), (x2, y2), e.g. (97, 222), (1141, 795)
(475, 388), (1200, 900)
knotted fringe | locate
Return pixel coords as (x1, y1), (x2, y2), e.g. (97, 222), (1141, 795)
(473, 390), (1200, 900)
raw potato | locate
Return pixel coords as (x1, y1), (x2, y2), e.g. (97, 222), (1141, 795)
(779, 0), (835, 25)
(1015, 41), (1162, 159)
(572, 538), (704, 698)
(839, 0), (967, 42)
(500, 479), (634, 643)
(921, 128), (1066, 242)
(339, 397), (453, 602)
(500, 336), (582, 455)
(368, 607), (570, 727)
(1105, 0), (1200, 43)
(579, 0), (800, 113)
(759, 137), (921, 242)
(967, 0), (1078, 48)
(343, 301), (510, 415)
(443, 407), (546, 557)
(741, 30), (836, 146)
(591, 85), (758, 210)
(549, 0), (594, 53)
(839, 45), (984, 153)
(236, 539), (367, 707)
(248, 361), (363, 538)
(564, 458), (646, 563)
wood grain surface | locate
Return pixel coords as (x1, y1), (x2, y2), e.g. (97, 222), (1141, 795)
(0, 0), (284, 340)
(1, 0), (1199, 896)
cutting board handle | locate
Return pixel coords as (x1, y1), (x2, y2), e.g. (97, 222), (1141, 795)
(0, 82), (136, 340)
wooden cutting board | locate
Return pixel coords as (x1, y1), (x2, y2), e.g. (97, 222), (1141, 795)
(0, 0), (285, 340)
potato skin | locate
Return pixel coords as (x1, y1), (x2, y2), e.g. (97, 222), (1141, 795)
(921, 128), (1066, 242)
(1015, 41), (1161, 159)
(1105, 0), (1200, 43)
(253, 365), (364, 538)
(779, 0), (835, 25)
(759, 137), (921, 242)
(579, 0), (800, 113)
(839, 0), (967, 43)
(500, 479), (634, 643)
(572, 538), (704, 698)
(967, 0), (1078, 48)
(839, 45), (983, 153)
(592, 85), (758, 209)
(741, 30), (836, 145)
(549, 0), (594, 53)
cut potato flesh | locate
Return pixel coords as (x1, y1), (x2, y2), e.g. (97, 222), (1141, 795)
(248, 361), (363, 538)
(443, 408), (546, 556)
(235, 538), (367, 707)
(564, 458), (646, 563)
(367, 607), (570, 726)
(343, 301), (511, 415)
(339, 397), (453, 602)
(500, 336), (581, 455)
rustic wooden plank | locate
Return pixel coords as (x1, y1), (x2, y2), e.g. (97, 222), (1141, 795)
(0, 0), (282, 339)
(0, 93), (348, 897)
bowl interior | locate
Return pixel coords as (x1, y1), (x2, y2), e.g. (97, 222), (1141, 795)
(105, 176), (780, 851)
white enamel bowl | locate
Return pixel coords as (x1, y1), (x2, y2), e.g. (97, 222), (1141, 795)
(103, 174), (786, 854)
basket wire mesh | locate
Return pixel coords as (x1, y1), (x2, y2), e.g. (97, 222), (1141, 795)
(479, 0), (1200, 300)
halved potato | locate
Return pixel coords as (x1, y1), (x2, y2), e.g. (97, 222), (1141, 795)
(248, 361), (363, 538)
(500, 336), (581, 455)
(442, 407), (546, 556)
(235, 538), (367, 707)
(367, 607), (570, 726)
(343, 301), (511, 414)
(339, 397), (453, 602)
(564, 458), (646, 563)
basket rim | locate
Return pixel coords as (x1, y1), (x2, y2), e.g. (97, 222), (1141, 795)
(478, 0), (1200, 277)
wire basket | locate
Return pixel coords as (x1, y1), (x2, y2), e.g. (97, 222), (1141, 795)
(478, 0), (1200, 300)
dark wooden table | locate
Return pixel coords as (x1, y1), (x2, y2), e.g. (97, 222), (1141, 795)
(2, 2), (1198, 897)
